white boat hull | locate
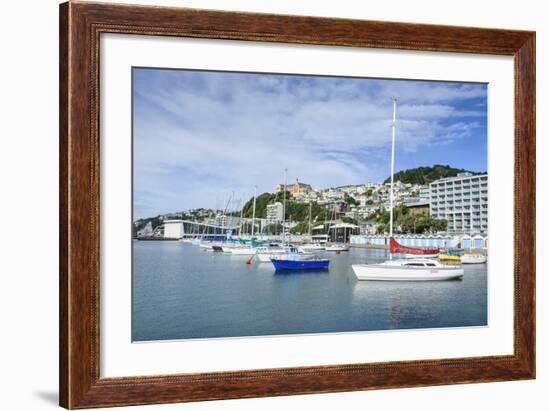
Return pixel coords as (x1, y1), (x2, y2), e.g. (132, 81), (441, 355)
(224, 247), (257, 255)
(460, 255), (487, 264)
(257, 253), (282, 262)
(398, 253), (439, 259)
(352, 264), (464, 281)
(325, 245), (350, 252)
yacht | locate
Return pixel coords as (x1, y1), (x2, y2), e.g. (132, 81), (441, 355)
(352, 259), (464, 281)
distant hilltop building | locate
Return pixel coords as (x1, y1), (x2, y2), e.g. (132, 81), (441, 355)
(275, 178), (313, 195)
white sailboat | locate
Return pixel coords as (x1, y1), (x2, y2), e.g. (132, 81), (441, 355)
(352, 99), (463, 281)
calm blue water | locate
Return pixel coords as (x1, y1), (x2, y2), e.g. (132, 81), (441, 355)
(132, 241), (487, 341)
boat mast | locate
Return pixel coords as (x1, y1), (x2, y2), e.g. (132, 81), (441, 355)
(282, 168), (287, 245)
(238, 196), (243, 237)
(389, 98), (397, 259)
(252, 185), (257, 237)
(308, 202), (312, 237)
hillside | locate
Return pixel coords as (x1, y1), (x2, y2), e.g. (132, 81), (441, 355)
(384, 164), (484, 185)
(241, 192), (327, 223)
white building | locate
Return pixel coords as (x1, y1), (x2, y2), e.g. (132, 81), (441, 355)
(214, 214), (228, 227)
(266, 202), (284, 225)
(429, 173), (488, 234)
(163, 219), (184, 239)
(419, 185), (430, 200)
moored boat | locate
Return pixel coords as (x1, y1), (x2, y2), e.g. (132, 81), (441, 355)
(352, 259), (464, 281)
(298, 243), (325, 253)
(439, 252), (460, 262)
(325, 243), (350, 252)
(352, 99), (463, 282)
(271, 258), (330, 270)
(222, 244), (257, 255)
(256, 246), (301, 262)
(460, 254), (487, 264)
(390, 237), (439, 258)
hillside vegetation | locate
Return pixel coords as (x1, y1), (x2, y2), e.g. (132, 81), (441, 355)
(384, 164), (484, 185)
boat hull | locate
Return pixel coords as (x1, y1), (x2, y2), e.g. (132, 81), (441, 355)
(397, 253), (439, 259)
(325, 245), (350, 252)
(226, 247), (257, 255)
(352, 264), (463, 281)
(460, 255), (487, 264)
(272, 259), (329, 270)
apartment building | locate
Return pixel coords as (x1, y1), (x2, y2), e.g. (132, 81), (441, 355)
(429, 172), (488, 234)
(266, 202), (284, 225)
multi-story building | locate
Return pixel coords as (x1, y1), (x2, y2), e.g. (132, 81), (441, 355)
(275, 178), (313, 195)
(266, 202), (284, 225)
(419, 185), (430, 200)
(214, 213), (228, 227)
(429, 172), (488, 234)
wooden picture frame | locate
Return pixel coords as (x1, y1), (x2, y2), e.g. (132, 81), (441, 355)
(59, 1), (535, 408)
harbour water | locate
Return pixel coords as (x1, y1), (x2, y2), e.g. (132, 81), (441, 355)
(132, 240), (487, 342)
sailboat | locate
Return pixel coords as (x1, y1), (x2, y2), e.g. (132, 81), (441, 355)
(352, 99), (463, 281)
(270, 169), (330, 270)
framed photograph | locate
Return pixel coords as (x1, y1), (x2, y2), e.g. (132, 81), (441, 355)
(59, 1), (535, 408)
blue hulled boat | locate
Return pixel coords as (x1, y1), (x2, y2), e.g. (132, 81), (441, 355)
(271, 258), (330, 270)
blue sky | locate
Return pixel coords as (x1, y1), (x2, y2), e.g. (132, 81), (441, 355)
(133, 68), (487, 219)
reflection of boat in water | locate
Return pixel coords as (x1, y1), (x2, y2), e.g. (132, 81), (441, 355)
(271, 257), (330, 270)
(352, 259), (463, 281)
(325, 243), (350, 252)
(460, 254), (487, 264)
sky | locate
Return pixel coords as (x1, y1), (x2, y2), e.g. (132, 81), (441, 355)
(133, 68), (487, 219)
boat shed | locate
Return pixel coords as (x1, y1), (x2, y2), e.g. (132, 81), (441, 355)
(329, 223), (360, 243)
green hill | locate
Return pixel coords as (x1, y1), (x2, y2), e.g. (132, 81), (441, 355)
(241, 192), (327, 223)
(384, 165), (484, 185)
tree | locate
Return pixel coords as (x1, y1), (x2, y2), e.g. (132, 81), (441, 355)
(290, 221), (310, 234)
(341, 216), (358, 225)
(344, 193), (359, 206)
(264, 223), (283, 235)
(384, 164), (485, 185)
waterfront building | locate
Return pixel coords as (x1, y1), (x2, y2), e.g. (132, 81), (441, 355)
(163, 219), (184, 239)
(350, 233), (476, 249)
(429, 172), (488, 234)
(266, 202), (284, 225)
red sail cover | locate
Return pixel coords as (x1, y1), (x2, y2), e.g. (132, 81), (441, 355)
(389, 237), (439, 255)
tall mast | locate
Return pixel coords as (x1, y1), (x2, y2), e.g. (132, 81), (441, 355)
(282, 168), (287, 245)
(308, 202), (312, 237)
(252, 186), (257, 237)
(389, 98), (397, 258)
(238, 196), (243, 237)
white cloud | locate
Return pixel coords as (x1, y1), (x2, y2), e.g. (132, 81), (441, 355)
(132, 70), (486, 217)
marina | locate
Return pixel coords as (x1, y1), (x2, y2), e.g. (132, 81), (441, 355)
(131, 70), (490, 342)
(132, 239), (487, 341)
